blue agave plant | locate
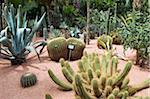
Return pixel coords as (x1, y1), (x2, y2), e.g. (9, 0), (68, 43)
(0, 4), (46, 65)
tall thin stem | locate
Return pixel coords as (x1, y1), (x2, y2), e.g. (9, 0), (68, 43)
(86, 0), (90, 44)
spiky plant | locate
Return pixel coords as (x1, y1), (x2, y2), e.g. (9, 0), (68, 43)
(97, 34), (113, 50)
(47, 37), (68, 61)
(67, 38), (85, 60)
(20, 72), (37, 88)
(48, 50), (150, 98)
(45, 94), (53, 99)
(0, 4), (45, 65)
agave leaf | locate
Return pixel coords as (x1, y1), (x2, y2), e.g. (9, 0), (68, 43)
(32, 12), (46, 33)
(17, 5), (21, 29)
(26, 12), (46, 44)
(0, 37), (9, 44)
(0, 27), (9, 37)
(23, 13), (27, 28)
(0, 52), (12, 60)
(0, 48), (11, 56)
(25, 46), (41, 61)
(9, 4), (16, 35)
(33, 41), (47, 54)
(3, 6), (11, 30)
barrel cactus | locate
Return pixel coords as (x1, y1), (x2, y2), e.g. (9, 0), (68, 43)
(67, 38), (85, 60)
(97, 35), (113, 50)
(45, 94), (53, 99)
(20, 72), (37, 88)
(48, 51), (150, 98)
(47, 37), (68, 61)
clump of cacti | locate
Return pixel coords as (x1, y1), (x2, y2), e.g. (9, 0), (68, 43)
(67, 38), (85, 60)
(48, 50), (150, 98)
(20, 72), (37, 88)
(97, 34), (113, 50)
(47, 37), (68, 61)
(110, 31), (122, 45)
(47, 37), (85, 61)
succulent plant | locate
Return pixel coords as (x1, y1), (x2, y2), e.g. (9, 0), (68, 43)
(0, 4), (46, 65)
(45, 94), (53, 99)
(97, 34), (113, 50)
(67, 38), (85, 60)
(47, 37), (68, 61)
(20, 72), (37, 88)
(110, 31), (122, 45)
(48, 50), (150, 98)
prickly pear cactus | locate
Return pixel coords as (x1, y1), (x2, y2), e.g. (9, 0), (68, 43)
(48, 50), (150, 98)
(47, 37), (68, 61)
(20, 72), (37, 88)
(67, 38), (85, 60)
(97, 34), (113, 50)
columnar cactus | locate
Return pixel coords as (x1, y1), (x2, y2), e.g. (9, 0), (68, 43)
(47, 37), (68, 61)
(97, 35), (113, 50)
(48, 50), (150, 98)
(67, 38), (85, 60)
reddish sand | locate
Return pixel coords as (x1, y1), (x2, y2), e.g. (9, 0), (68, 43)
(0, 40), (150, 99)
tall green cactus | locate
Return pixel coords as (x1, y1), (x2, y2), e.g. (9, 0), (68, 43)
(48, 50), (150, 98)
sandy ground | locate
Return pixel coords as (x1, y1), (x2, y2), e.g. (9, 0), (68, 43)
(0, 39), (150, 99)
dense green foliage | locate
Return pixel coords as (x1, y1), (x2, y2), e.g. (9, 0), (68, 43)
(118, 11), (150, 64)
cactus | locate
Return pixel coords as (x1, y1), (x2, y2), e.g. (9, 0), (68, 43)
(48, 69), (72, 91)
(97, 34), (113, 50)
(45, 94), (53, 99)
(67, 38), (85, 60)
(110, 31), (122, 45)
(20, 72), (37, 88)
(48, 50), (150, 98)
(47, 37), (68, 61)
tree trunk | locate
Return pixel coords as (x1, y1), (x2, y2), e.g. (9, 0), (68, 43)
(136, 49), (140, 65)
(86, 0), (90, 45)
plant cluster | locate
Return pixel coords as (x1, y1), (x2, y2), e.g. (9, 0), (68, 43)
(0, 5), (45, 65)
(47, 37), (85, 61)
(118, 11), (150, 65)
(48, 50), (150, 98)
(97, 35), (113, 50)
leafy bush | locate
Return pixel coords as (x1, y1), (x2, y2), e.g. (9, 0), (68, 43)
(118, 11), (150, 66)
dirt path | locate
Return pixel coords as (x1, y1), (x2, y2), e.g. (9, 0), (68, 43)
(0, 40), (149, 99)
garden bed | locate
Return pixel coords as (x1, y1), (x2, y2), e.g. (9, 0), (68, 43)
(0, 39), (149, 99)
